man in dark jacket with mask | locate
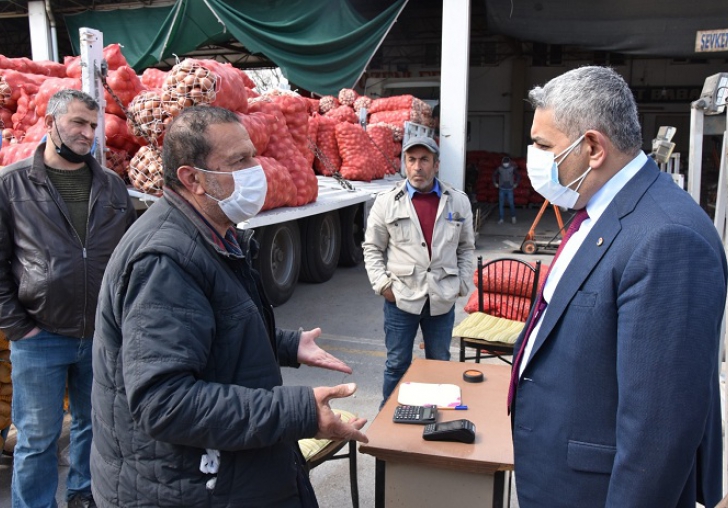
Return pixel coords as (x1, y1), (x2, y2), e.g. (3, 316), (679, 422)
(0, 89), (136, 508)
(91, 106), (368, 508)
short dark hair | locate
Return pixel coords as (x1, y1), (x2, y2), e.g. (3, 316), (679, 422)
(528, 66), (642, 155)
(46, 89), (99, 117)
(162, 106), (241, 189)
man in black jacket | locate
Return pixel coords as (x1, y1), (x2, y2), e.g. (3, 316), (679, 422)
(0, 89), (136, 508)
(91, 106), (368, 507)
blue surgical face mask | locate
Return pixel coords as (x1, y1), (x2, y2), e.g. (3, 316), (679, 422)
(195, 165), (267, 224)
(526, 135), (591, 209)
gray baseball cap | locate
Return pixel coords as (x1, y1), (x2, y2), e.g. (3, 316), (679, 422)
(402, 136), (439, 155)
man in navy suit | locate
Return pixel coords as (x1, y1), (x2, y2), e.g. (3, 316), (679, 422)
(511, 66), (727, 508)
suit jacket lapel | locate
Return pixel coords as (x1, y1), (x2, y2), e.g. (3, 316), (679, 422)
(527, 160), (661, 361)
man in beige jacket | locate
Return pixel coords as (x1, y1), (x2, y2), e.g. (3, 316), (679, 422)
(364, 136), (475, 405)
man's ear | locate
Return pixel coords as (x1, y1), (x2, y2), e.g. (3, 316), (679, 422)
(584, 130), (608, 169)
(44, 113), (55, 132)
(177, 165), (205, 195)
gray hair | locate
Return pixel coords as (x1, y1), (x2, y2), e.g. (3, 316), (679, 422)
(162, 105), (241, 189)
(528, 66), (642, 155)
(46, 89), (99, 117)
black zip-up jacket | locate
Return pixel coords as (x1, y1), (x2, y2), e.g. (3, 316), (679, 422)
(91, 188), (317, 507)
(0, 143), (136, 341)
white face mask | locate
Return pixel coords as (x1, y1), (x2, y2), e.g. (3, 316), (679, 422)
(526, 134), (591, 209)
(195, 165), (268, 224)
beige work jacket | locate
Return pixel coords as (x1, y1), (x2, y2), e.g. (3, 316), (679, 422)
(363, 179), (475, 316)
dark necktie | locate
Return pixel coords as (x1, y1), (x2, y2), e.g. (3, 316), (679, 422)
(507, 208), (589, 411)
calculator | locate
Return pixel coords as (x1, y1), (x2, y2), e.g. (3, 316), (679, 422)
(392, 405), (438, 424)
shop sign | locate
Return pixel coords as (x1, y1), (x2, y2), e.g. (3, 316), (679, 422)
(631, 86), (703, 103)
(696, 29), (728, 53)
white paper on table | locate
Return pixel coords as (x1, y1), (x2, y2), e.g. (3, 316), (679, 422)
(396, 382), (462, 408)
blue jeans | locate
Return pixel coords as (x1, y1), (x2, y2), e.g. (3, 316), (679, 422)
(382, 300), (455, 405)
(498, 188), (516, 220)
(10, 331), (93, 508)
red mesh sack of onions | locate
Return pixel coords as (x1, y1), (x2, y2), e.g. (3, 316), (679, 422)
(338, 88), (358, 107)
(160, 60), (217, 117)
(312, 115), (341, 176)
(0, 80), (11, 111)
(236, 111), (273, 155)
(258, 155), (296, 211)
(105, 146), (130, 180)
(35, 77), (82, 118)
(161, 59), (248, 118)
(368, 95), (419, 113)
(324, 105), (358, 124)
(369, 96), (433, 127)
(367, 124), (399, 176)
(237, 68), (257, 90)
(140, 68), (168, 89)
(11, 90), (38, 140)
(305, 97), (320, 115)
(353, 95), (372, 113)
(335, 122), (381, 182)
(247, 97), (317, 206)
(1, 126), (15, 146)
(198, 59), (249, 113)
(65, 44), (128, 79)
(126, 89), (171, 144)
(0, 142), (37, 166)
(318, 95), (339, 114)
(264, 90), (312, 166)
(307, 113), (319, 159)
(368, 110), (419, 130)
(0, 55), (66, 78)
(382, 122), (404, 142)
(105, 113), (142, 154)
(104, 66), (145, 118)
(0, 106), (11, 128)
(128, 145), (164, 195)
(0, 70), (45, 111)
(1, 106), (15, 143)
(21, 118), (47, 144)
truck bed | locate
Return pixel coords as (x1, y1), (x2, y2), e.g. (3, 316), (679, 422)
(128, 175), (402, 228)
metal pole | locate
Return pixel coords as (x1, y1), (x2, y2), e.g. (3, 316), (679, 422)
(79, 28), (106, 169)
(438, 0), (470, 191)
(687, 106), (703, 204)
(27, 1), (51, 61)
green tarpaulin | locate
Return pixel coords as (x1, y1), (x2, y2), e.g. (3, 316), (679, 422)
(64, 0), (407, 96)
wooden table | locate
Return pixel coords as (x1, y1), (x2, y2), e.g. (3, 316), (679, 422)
(359, 358), (514, 508)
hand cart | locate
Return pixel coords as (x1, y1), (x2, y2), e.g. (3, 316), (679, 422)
(520, 200), (567, 254)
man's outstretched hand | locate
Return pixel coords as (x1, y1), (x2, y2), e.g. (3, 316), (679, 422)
(297, 327), (352, 374)
(313, 383), (368, 443)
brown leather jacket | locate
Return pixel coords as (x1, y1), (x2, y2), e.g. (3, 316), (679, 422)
(0, 143), (136, 340)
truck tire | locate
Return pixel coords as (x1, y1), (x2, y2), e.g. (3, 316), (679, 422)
(253, 221), (301, 307)
(299, 211), (341, 283)
(338, 205), (364, 267)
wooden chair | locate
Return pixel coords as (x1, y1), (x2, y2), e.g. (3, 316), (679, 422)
(298, 409), (359, 508)
(455, 256), (541, 364)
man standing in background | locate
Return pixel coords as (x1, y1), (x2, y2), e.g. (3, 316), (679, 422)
(493, 156), (521, 224)
(0, 89), (135, 508)
(364, 136), (475, 406)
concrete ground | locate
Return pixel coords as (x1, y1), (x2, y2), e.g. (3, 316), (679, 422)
(1, 203), (724, 507)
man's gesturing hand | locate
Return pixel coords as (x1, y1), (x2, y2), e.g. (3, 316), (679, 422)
(298, 327), (353, 374)
(313, 383), (368, 444)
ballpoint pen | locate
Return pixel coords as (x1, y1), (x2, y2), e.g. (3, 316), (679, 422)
(439, 405), (468, 410)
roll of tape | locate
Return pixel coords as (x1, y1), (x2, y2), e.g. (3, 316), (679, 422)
(463, 369), (484, 383)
